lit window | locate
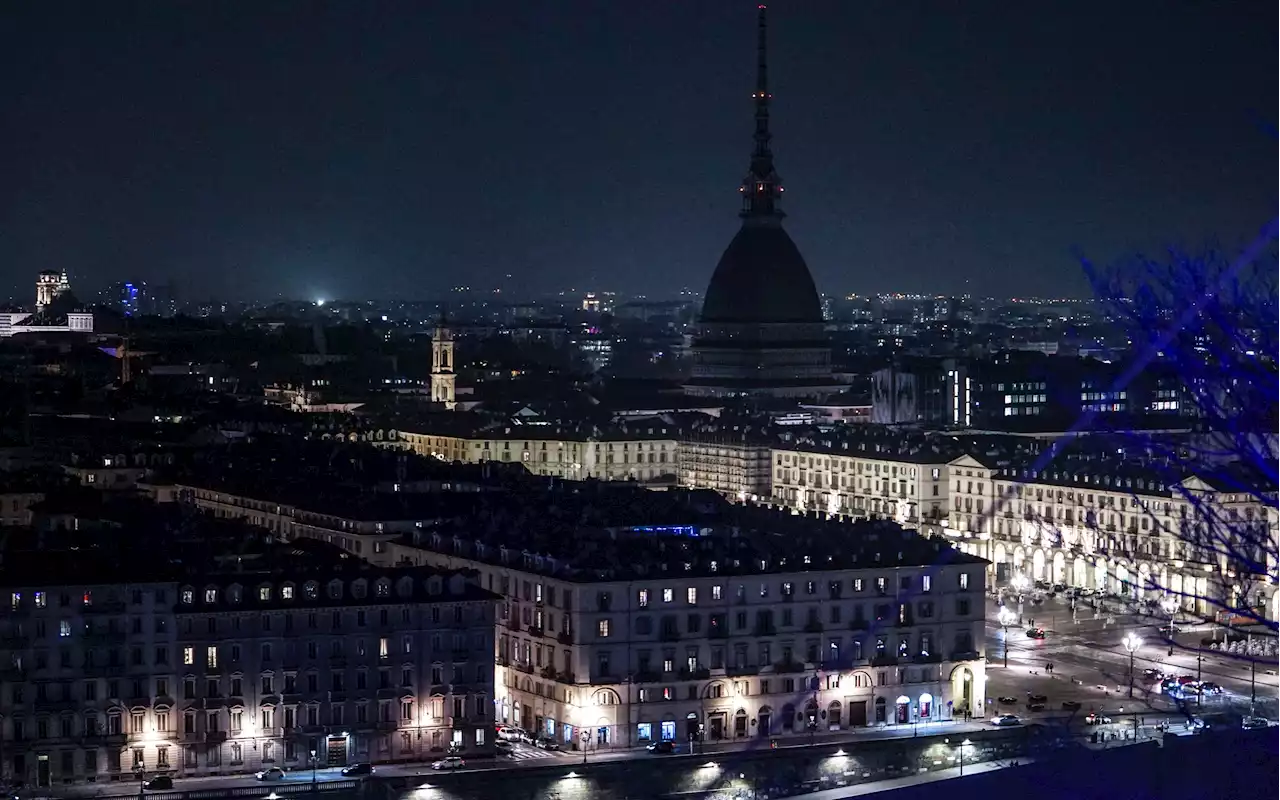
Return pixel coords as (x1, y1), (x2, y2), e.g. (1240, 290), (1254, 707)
(921, 575), (931, 594)
(379, 638), (389, 658)
(8, 592), (18, 609)
(206, 646), (218, 669)
(686, 587), (698, 605)
(180, 589), (193, 604)
(597, 619), (611, 638)
(59, 620), (71, 638)
(281, 585), (294, 600)
(711, 586), (722, 601)
(638, 589), (649, 608)
(82, 592), (93, 607)
(204, 588), (218, 603)
(959, 573), (969, 590)
(258, 587), (271, 601)
(662, 589), (673, 603)
(182, 647), (194, 666)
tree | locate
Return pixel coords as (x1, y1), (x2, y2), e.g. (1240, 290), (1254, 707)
(1079, 227), (1278, 637)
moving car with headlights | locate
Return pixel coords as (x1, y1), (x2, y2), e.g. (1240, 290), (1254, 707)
(647, 741), (676, 754)
(990, 714), (1022, 727)
(256, 767), (286, 782)
(1084, 712), (1112, 725)
(341, 763), (374, 777)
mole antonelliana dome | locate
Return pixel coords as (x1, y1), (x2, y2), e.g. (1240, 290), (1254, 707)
(685, 6), (839, 399)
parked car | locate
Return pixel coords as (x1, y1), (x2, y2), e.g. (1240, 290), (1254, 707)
(495, 739), (514, 752)
(1028, 694), (1048, 704)
(256, 767), (286, 782)
(1026, 628), (1046, 640)
(1142, 669), (1164, 682)
(1061, 701), (1082, 711)
(1027, 701), (1046, 711)
(496, 726), (521, 742)
(341, 763), (374, 777)
(1242, 716), (1270, 730)
(535, 736), (562, 751)
(1198, 682), (1223, 695)
(647, 741), (676, 754)
(997, 696), (1018, 705)
(431, 757), (466, 771)
(143, 777), (173, 790)
(989, 714), (1022, 727)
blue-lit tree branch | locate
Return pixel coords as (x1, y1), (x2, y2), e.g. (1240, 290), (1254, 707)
(1079, 235), (1278, 635)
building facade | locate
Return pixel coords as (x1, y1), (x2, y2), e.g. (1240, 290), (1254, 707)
(398, 427), (679, 485)
(0, 568), (497, 789)
(386, 528), (989, 752)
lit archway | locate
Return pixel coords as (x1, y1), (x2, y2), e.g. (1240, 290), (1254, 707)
(918, 693), (933, 719)
(1116, 563), (1131, 597)
(1052, 551), (1066, 584)
(993, 542), (1008, 566)
(1032, 549), (1046, 581)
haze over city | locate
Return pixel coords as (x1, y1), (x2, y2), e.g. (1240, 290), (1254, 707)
(4, 1), (1275, 302)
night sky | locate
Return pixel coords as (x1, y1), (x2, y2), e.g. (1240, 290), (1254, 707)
(3, 1), (1275, 303)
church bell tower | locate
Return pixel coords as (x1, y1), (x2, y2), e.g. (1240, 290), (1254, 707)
(431, 316), (456, 410)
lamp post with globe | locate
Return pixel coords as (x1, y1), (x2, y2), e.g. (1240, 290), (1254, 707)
(1011, 574), (1029, 624)
(1122, 632), (1143, 698)
(1161, 596), (1178, 656)
(998, 606), (1017, 668)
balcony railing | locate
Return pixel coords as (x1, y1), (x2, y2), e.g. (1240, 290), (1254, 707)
(802, 621), (824, 633)
(556, 631), (574, 645)
(870, 654), (898, 667)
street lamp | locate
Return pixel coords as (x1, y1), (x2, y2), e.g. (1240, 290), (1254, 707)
(1161, 596), (1178, 656)
(958, 738), (972, 776)
(1011, 574), (1029, 623)
(1122, 632), (1142, 699)
(309, 749), (317, 787)
(998, 606), (1017, 668)
(580, 729), (591, 764)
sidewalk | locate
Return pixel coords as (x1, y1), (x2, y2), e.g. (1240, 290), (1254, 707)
(798, 758), (1035, 799)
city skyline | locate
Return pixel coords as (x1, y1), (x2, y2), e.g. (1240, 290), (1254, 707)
(4, 2), (1275, 301)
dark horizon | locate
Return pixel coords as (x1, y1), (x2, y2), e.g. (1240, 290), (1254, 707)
(3, 1), (1275, 302)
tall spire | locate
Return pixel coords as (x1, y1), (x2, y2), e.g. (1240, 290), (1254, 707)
(740, 4), (784, 222)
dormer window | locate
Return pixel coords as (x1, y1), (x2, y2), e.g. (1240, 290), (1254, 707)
(258, 586), (271, 602)
(204, 588), (218, 604)
(304, 582), (319, 599)
(281, 584), (295, 601)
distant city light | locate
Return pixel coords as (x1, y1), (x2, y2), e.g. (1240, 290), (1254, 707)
(315, 298), (326, 306)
